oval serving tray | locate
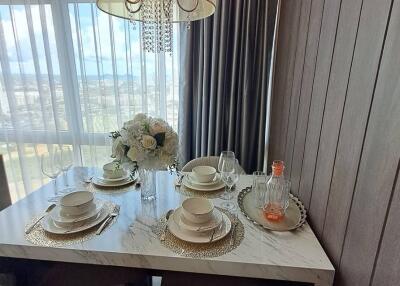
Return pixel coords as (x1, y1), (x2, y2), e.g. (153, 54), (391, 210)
(237, 187), (307, 231)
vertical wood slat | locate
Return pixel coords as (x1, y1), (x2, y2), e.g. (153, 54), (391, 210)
(278, 0), (301, 165)
(269, 0), (301, 164)
(371, 159), (400, 286)
(322, 0), (393, 267)
(298, 0), (341, 210)
(269, 0), (399, 285)
(308, 0), (363, 236)
(338, 0), (400, 283)
(290, 0), (325, 196)
(283, 0), (312, 181)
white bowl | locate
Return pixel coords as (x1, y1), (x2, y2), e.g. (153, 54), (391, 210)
(60, 191), (94, 217)
(53, 200), (103, 227)
(178, 208), (222, 233)
(192, 166), (217, 183)
(103, 162), (127, 179)
(181, 197), (214, 224)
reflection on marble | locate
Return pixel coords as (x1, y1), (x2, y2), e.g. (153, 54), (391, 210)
(0, 168), (334, 286)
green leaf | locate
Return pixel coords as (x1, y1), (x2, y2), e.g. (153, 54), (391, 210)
(110, 131), (121, 139)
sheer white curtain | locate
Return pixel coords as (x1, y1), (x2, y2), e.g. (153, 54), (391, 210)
(0, 0), (180, 202)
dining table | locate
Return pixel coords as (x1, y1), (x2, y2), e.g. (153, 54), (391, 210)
(0, 167), (334, 286)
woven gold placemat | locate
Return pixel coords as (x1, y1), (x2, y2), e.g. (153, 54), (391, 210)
(151, 207), (244, 258)
(24, 201), (117, 247)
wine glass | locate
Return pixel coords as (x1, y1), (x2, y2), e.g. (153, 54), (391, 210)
(41, 147), (61, 202)
(59, 145), (74, 192)
(218, 151), (235, 200)
(218, 151), (235, 174)
(220, 158), (240, 211)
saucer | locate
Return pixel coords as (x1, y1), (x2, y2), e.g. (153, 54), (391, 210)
(97, 174), (130, 182)
(187, 173), (222, 187)
(168, 209), (231, 243)
(92, 174), (137, 187)
(178, 207), (223, 233)
(50, 199), (104, 226)
(182, 175), (225, 192)
(42, 205), (109, 234)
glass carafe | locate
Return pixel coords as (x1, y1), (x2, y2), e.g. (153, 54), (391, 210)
(263, 160), (290, 221)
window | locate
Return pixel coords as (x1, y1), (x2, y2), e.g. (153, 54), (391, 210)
(0, 0), (180, 202)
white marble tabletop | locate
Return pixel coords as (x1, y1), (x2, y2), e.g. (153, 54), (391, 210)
(0, 168), (334, 285)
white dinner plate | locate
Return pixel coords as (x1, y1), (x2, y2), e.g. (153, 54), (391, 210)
(41, 205), (109, 234)
(92, 174), (136, 187)
(49, 199), (104, 226)
(168, 208), (231, 243)
(182, 175), (225, 192)
(177, 207), (223, 233)
(96, 174), (130, 182)
(187, 173), (222, 187)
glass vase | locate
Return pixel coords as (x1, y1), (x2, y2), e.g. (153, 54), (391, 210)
(139, 168), (157, 201)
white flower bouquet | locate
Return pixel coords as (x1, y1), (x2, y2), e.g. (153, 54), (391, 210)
(110, 113), (178, 171)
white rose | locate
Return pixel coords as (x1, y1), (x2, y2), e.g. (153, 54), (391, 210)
(123, 120), (135, 129)
(119, 129), (129, 145)
(133, 113), (148, 123)
(126, 146), (139, 161)
(149, 121), (166, 136)
(141, 135), (157, 150)
(111, 137), (125, 160)
(163, 133), (178, 155)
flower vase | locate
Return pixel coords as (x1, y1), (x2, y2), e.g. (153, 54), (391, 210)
(139, 168), (157, 201)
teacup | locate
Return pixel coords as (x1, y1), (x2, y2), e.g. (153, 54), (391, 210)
(103, 162), (126, 179)
(181, 197), (214, 224)
(192, 166), (216, 183)
(60, 191), (94, 217)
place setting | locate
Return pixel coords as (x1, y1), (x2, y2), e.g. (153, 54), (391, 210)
(24, 191), (119, 247)
(90, 161), (138, 191)
(175, 166), (226, 198)
(152, 197), (244, 258)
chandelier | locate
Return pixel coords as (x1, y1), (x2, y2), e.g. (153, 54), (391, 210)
(97, 0), (216, 53)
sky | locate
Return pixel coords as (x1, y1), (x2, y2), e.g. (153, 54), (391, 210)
(0, 3), (179, 77)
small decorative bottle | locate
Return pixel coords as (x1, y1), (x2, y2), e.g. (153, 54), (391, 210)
(263, 160), (290, 221)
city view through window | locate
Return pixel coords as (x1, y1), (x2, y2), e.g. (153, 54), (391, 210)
(0, 1), (180, 201)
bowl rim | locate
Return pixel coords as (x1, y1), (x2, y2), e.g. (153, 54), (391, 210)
(182, 197), (214, 215)
(103, 161), (124, 171)
(192, 166), (217, 176)
(60, 191), (94, 207)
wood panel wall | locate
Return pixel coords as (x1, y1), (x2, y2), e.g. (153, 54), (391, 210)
(268, 0), (400, 285)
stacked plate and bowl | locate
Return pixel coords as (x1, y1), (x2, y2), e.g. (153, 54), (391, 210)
(41, 191), (109, 234)
(167, 197), (232, 243)
(92, 162), (135, 187)
(182, 166), (225, 192)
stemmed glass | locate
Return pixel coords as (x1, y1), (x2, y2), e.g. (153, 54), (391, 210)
(41, 147), (61, 202)
(59, 145), (74, 192)
(220, 158), (240, 211)
(218, 151), (236, 201)
(218, 151), (235, 174)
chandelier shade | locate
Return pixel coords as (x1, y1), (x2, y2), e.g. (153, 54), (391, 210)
(96, 0), (216, 23)
(97, 0), (216, 53)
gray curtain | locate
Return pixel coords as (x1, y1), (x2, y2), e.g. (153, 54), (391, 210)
(178, 0), (278, 173)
